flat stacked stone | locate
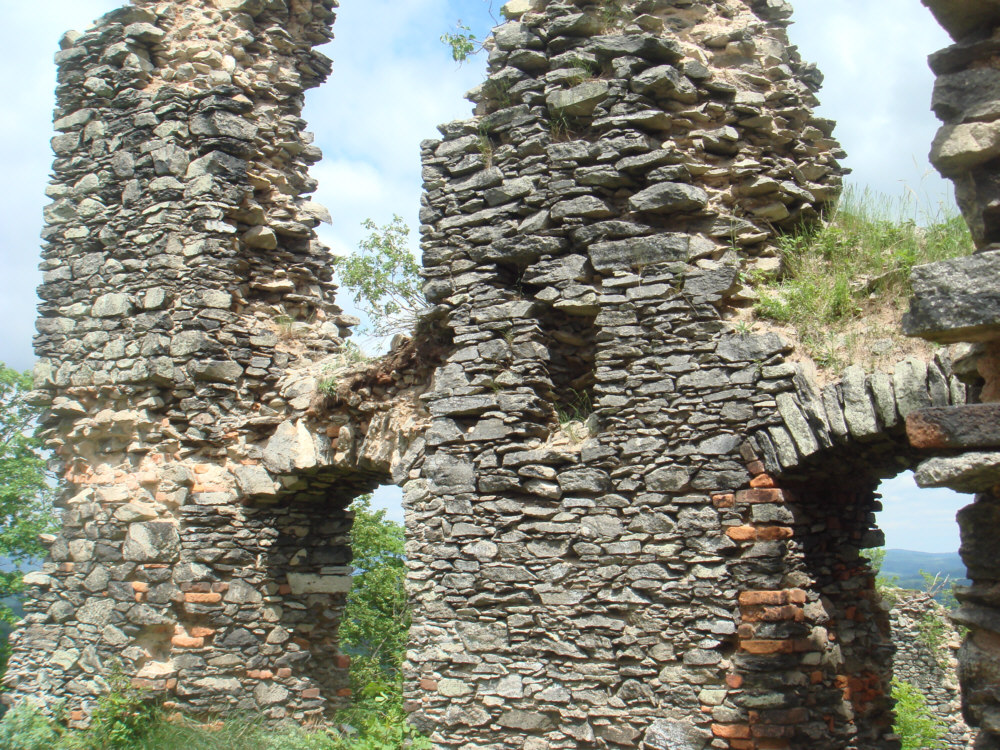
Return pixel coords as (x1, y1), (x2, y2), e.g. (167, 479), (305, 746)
(13, 0), (998, 748)
(3, 0), (375, 725)
(903, 3), (1000, 748)
(405, 1), (908, 748)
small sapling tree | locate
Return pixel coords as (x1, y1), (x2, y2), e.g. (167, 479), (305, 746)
(332, 216), (425, 337)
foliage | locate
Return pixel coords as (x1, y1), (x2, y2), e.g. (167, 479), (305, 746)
(441, 22), (478, 63)
(919, 569), (959, 609)
(555, 389), (598, 442)
(317, 341), (369, 395)
(0, 701), (68, 750)
(555, 388), (593, 426)
(332, 216), (425, 337)
(0, 363), (56, 674)
(442, 1), (498, 61)
(916, 611), (946, 654)
(599, 0), (629, 29)
(0, 701), (428, 750)
(477, 123), (495, 168)
(567, 58), (599, 84)
(751, 187), (974, 371)
(77, 667), (160, 750)
(339, 495), (409, 704)
(862, 547), (900, 604)
(892, 678), (945, 750)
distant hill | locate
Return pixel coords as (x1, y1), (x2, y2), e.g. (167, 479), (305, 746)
(881, 549), (968, 590)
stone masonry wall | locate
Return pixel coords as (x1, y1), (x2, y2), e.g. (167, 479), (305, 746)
(889, 590), (974, 750)
(2, 0), (393, 724)
(9, 0), (999, 748)
(403, 1), (963, 748)
(904, 2), (1000, 749)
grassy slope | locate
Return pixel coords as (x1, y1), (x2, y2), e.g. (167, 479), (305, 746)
(745, 187), (974, 375)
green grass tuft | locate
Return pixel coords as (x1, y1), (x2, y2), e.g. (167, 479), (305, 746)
(750, 187), (974, 372)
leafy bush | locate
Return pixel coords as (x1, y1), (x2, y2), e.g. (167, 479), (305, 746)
(73, 667), (160, 749)
(0, 702), (68, 750)
(892, 678), (945, 749)
(339, 497), (409, 713)
(134, 713), (426, 750)
(440, 22), (478, 63)
(332, 217), (424, 337)
(0, 363), (56, 671)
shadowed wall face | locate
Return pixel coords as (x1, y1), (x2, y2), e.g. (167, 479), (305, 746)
(909, 4), (1000, 750)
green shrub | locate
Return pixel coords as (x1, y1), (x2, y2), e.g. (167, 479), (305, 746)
(331, 217), (424, 337)
(339, 497), (409, 708)
(1, 498), (426, 750)
(0, 702), (68, 750)
(892, 678), (945, 749)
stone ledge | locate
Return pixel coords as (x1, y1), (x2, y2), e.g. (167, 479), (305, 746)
(907, 404), (1000, 450)
(921, 0), (1000, 42)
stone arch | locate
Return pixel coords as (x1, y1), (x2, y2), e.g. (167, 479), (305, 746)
(715, 352), (970, 748)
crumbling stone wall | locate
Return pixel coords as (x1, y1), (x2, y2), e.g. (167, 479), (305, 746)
(902, 2), (1000, 749)
(2, 0), (404, 724)
(889, 590), (974, 750)
(8, 0), (1000, 748)
(404, 2), (961, 748)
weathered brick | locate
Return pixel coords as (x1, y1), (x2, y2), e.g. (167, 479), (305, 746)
(184, 592), (222, 604)
(712, 723), (752, 739)
(726, 525), (757, 541)
(171, 635), (204, 648)
(735, 488), (790, 504)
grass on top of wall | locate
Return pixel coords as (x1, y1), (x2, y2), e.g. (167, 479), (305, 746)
(745, 187), (974, 374)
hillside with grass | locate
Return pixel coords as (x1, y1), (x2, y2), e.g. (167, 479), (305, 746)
(740, 188), (975, 376)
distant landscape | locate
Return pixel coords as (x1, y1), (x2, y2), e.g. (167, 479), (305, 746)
(881, 549), (969, 590)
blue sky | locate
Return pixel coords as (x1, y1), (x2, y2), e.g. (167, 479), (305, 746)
(0, 0), (970, 551)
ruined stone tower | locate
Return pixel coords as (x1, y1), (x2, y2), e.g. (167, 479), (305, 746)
(7, 0), (1000, 748)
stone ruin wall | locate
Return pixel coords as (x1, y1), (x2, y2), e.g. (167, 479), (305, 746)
(2, 0), (414, 723)
(5, 0), (1000, 748)
(889, 590), (974, 750)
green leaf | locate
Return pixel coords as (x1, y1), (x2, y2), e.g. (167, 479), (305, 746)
(332, 217), (425, 337)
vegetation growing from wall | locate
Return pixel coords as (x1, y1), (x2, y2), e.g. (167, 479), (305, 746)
(0, 496), (423, 750)
(892, 678), (946, 750)
(748, 188), (974, 373)
(332, 217), (425, 337)
(441, 22), (479, 62)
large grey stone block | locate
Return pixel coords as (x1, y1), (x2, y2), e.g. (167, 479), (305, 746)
(904, 250), (1000, 343)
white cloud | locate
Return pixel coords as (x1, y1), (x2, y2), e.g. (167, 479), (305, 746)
(371, 484), (405, 525)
